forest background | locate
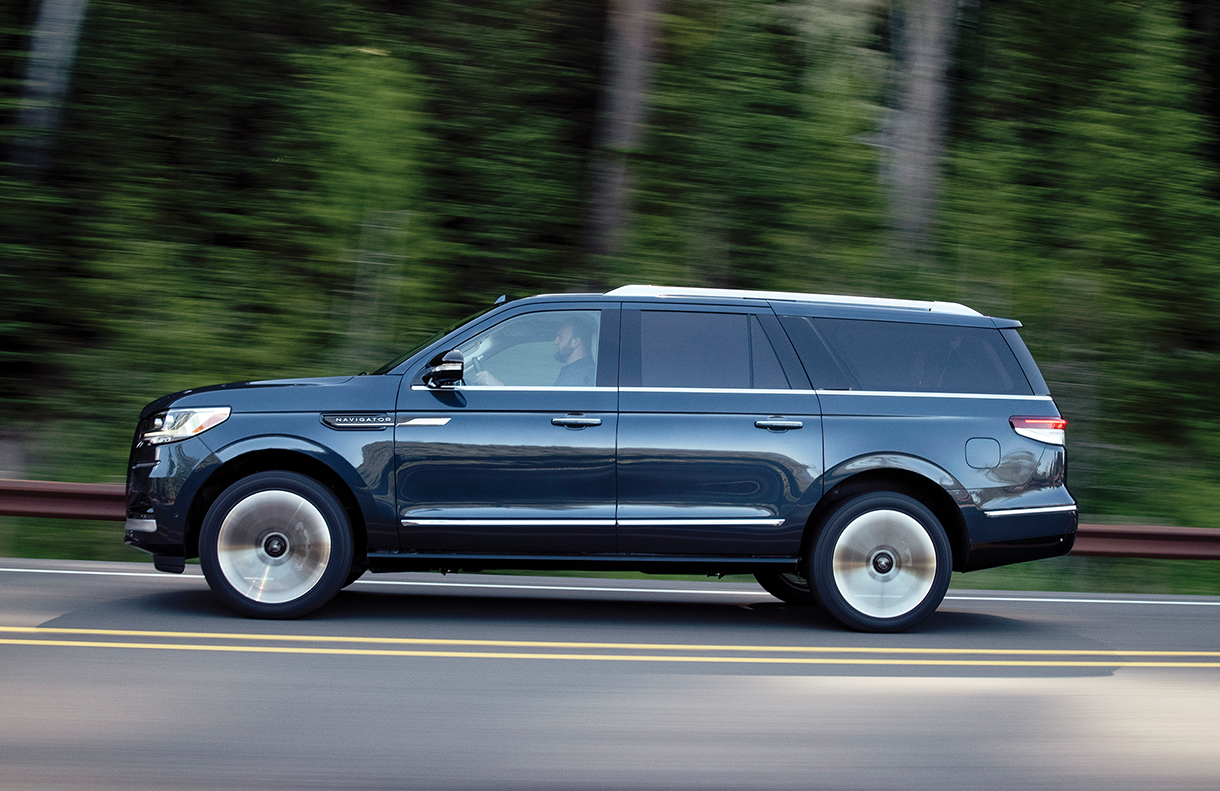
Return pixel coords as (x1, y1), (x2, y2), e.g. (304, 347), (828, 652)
(2, 0), (1219, 590)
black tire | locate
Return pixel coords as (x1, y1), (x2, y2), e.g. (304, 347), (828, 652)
(807, 492), (951, 633)
(341, 558), (368, 589)
(199, 471), (354, 619)
(754, 571), (819, 605)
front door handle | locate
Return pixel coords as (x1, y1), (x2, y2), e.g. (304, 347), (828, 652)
(755, 419), (803, 430)
(552, 417), (602, 428)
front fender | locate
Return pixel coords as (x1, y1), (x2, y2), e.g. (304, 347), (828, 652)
(213, 434), (344, 467)
(207, 433), (396, 548)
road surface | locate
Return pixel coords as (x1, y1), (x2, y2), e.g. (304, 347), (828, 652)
(1, 558), (1218, 790)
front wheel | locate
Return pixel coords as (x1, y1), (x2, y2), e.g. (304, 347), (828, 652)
(808, 492), (951, 633)
(200, 471), (354, 618)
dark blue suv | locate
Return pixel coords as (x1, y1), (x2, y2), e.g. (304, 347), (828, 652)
(125, 285), (1075, 631)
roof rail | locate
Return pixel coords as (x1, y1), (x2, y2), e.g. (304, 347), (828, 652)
(603, 285), (981, 316)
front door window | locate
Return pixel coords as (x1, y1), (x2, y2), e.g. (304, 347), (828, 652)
(459, 310), (601, 388)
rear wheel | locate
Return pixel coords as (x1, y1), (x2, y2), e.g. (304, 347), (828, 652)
(754, 571), (819, 605)
(200, 471), (353, 618)
(808, 492), (951, 632)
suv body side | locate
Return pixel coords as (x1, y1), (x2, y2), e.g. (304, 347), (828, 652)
(125, 287), (1075, 625)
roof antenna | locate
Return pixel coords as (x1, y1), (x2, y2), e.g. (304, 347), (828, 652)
(494, 294), (507, 306)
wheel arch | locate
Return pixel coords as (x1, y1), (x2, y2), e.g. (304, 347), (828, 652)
(185, 446), (368, 563)
(803, 466), (970, 573)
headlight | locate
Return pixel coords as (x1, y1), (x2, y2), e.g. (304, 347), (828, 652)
(142, 407), (231, 445)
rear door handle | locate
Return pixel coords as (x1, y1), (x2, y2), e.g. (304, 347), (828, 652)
(755, 419), (802, 430)
(552, 417), (602, 428)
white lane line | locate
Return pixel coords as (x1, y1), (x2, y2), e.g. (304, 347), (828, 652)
(0, 567), (747, 595)
(946, 595), (1220, 607)
(0, 567), (204, 580)
(2, 566), (1218, 606)
(357, 581), (1220, 604)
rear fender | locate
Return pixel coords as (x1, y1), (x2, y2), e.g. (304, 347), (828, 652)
(803, 453), (971, 570)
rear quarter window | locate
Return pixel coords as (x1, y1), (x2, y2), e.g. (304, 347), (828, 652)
(780, 316), (1033, 395)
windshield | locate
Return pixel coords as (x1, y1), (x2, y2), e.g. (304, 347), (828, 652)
(370, 304), (499, 375)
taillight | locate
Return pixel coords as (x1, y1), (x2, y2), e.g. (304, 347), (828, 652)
(1010, 416), (1066, 445)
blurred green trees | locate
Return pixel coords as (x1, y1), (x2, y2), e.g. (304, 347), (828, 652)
(944, 0), (1220, 526)
(2, 0), (1220, 552)
(618, 0), (886, 294)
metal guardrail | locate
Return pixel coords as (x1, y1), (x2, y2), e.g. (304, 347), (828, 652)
(0, 479), (126, 521)
(1, 478), (1218, 560)
(1069, 524), (1220, 561)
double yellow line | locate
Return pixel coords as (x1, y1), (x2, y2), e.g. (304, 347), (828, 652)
(2, 626), (1219, 667)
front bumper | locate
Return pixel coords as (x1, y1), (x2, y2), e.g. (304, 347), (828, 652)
(124, 433), (220, 569)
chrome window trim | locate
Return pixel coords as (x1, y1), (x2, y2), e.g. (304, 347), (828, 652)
(621, 387), (805, 395)
(410, 385), (614, 393)
(816, 390), (1054, 401)
(983, 504), (1078, 518)
(408, 385), (1051, 399)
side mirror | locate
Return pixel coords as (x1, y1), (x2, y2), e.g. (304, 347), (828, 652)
(422, 349), (464, 389)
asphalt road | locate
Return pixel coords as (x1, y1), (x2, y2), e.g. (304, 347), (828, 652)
(1, 558), (1218, 790)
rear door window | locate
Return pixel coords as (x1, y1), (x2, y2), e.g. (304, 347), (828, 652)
(630, 310), (791, 389)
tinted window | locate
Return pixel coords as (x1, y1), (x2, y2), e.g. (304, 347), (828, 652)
(1000, 328), (1050, 396)
(638, 311), (790, 389)
(458, 310), (600, 387)
(778, 315), (852, 390)
(782, 316), (1032, 395)
(750, 316), (790, 389)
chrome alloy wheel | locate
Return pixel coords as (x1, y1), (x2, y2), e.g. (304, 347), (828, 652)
(216, 489), (332, 604)
(830, 508), (936, 619)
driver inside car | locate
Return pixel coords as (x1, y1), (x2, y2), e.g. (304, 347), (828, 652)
(470, 314), (597, 387)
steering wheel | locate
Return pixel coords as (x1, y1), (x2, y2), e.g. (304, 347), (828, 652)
(464, 352), (485, 385)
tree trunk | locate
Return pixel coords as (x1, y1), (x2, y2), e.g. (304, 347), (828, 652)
(11, 0), (90, 173)
(881, 0), (958, 267)
(587, 0), (661, 263)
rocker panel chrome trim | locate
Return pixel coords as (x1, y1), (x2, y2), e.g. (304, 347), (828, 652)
(617, 518), (786, 527)
(402, 519), (617, 527)
(399, 517), (786, 527)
